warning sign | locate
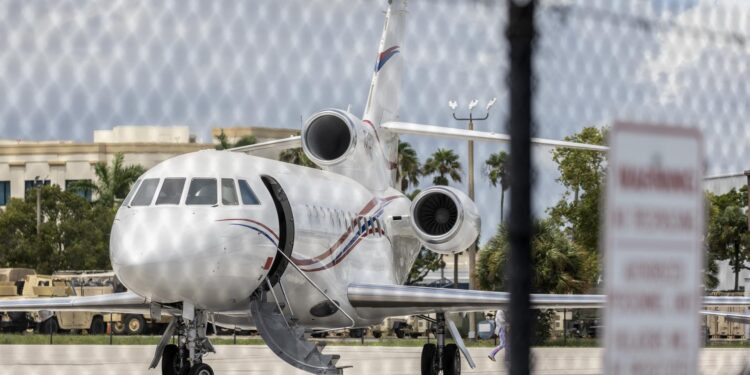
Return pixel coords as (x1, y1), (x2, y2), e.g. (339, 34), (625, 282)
(604, 123), (704, 375)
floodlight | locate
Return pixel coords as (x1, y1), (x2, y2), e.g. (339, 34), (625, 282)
(448, 100), (458, 111)
(468, 99), (479, 111)
(486, 97), (497, 111)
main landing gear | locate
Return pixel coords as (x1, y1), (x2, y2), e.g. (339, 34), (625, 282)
(420, 313), (461, 375)
(156, 312), (216, 375)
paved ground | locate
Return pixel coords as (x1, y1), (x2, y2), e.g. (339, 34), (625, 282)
(0, 345), (749, 374)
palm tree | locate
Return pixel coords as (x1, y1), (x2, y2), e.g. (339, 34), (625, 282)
(279, 148), (317, 168)
(485, 151), (510, 223)
(215, 129), (257, 150)
(70, 153), (145, 208)
(397, 140), (420, 192)
(422, 148), (462, 186)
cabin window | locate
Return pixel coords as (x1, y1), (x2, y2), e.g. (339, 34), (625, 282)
(123, 180), (142, 207)
(131, 178), (160, 206)
(156, 178), (186, 205)
(238, 180), (260, 205)
(221, 179), (239, 205)
(186, 178), (217, 205)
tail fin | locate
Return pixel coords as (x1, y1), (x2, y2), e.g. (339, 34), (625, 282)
(363, 0), (407, 188)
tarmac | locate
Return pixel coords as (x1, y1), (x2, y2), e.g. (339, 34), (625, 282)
(0, 345), (749, 374)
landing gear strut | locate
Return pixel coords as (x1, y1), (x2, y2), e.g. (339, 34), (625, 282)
(420, 313), (460, 375)
(158, 312), (215, 375)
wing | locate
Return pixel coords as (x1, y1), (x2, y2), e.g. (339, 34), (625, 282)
(349, 284), (750, 316)
(381, 122), (609, 152)
(229, 136), (301, 158)
(347, 283), (603, 315)
(0, 291), (153, 314)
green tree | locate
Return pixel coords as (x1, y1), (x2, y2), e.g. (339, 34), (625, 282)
(548, 127), (607, 255)
(397, 141), (421, 192)
(707, 204), (749, 292)
(405, 247), (445, 285)
(0, 185), (114, 273)
(70, 153), (145, 208)
(477, 219), (592, 294)
(279, 148), (317, 168)
(422, 148), (462, 186)
(484, 151), (510, 223)
(214, 129), (258, 150)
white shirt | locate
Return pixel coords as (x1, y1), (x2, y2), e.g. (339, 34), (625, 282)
(494, 310), (505, 335)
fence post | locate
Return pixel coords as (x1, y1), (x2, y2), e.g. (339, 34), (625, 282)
(506, 0), (536, 374)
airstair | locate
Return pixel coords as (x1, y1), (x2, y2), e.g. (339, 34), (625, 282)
(250, 297), (344, 374)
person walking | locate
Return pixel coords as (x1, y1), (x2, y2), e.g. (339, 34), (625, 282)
(488, 309), (506, 361)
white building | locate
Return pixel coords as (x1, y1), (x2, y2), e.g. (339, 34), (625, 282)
(0, 125), (295, 206)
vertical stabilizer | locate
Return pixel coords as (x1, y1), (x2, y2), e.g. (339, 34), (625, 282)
(363, 0), (407, 187)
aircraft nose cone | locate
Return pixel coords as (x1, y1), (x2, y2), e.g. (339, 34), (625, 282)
(110, 208), (278, 309)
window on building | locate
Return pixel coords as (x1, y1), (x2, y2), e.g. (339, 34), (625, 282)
(65, 180), (92, 202)
(123, 180), (142, 207)
(186, 178), (217, 205)
(238, 180), (260, 205)
(156, 178), (186, 205)
(0, 181), (9, 206)
(24, 180), (51, 193)
(130, 178), (160, 206)
(221, 179), (239, 205)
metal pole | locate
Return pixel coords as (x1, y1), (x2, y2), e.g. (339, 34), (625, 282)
(507, 1), (535, 374)
(563, 309), (567, 345)
(109, 313), (114, 345)
(36, 182), (41, 236)
(468, 115), (477, 339)
(453, 254), (458, 289)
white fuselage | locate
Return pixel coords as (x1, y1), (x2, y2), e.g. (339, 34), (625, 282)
(110, 150), (421, 328)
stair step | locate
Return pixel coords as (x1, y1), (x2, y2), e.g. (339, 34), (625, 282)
(250, 299), (343, 374)
(330, 354), (341, 366)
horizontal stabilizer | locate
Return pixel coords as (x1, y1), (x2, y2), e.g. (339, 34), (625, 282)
(381, 121), (609, 152)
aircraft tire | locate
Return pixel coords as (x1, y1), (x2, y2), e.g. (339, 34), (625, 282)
(443, 344), (461, 375)
(420, 343), (438, 375)
(162, 344), (189, 375)
(188, 363), (214, 375)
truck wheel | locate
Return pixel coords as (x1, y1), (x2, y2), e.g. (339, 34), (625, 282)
(125, 315), (146, 335)
(411, 333), (420, 339)
(372, 330), (382, 339)
(112, 321), (127, 335)
(39, 317), (59, 334)
(89, 316), (105, 335)
(395, 329), (405, 339)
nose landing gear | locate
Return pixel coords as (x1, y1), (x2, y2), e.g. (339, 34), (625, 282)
(156, 311), (216, 375)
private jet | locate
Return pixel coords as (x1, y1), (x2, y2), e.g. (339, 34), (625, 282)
(1, 1), (748, 374)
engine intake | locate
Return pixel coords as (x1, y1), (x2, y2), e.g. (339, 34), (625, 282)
(410, 186), (480, 255)
(302, 109), (357, 166)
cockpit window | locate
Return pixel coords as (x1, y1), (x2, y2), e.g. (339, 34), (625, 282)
(130, 178), (159, 206)
(238, 179), (260, 205)
(156, 178), (186, 205)
(123, 180), (142, 207)
(186, 178), (217, 205)
(221, 179), (239, 205)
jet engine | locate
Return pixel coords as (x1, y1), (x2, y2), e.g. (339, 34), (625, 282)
(409, 186), (480, 255)
(301, 109), (390, 190)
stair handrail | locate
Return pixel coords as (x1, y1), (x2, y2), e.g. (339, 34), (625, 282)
(273, 247), (356, 330)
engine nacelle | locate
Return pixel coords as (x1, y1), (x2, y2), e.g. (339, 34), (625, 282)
(301, 109), (390, 190)
(409, 186), (480, 255)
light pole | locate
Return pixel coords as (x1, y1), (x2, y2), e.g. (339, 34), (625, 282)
(449, 98), (497, 340)
(35, 176), (41, 236)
